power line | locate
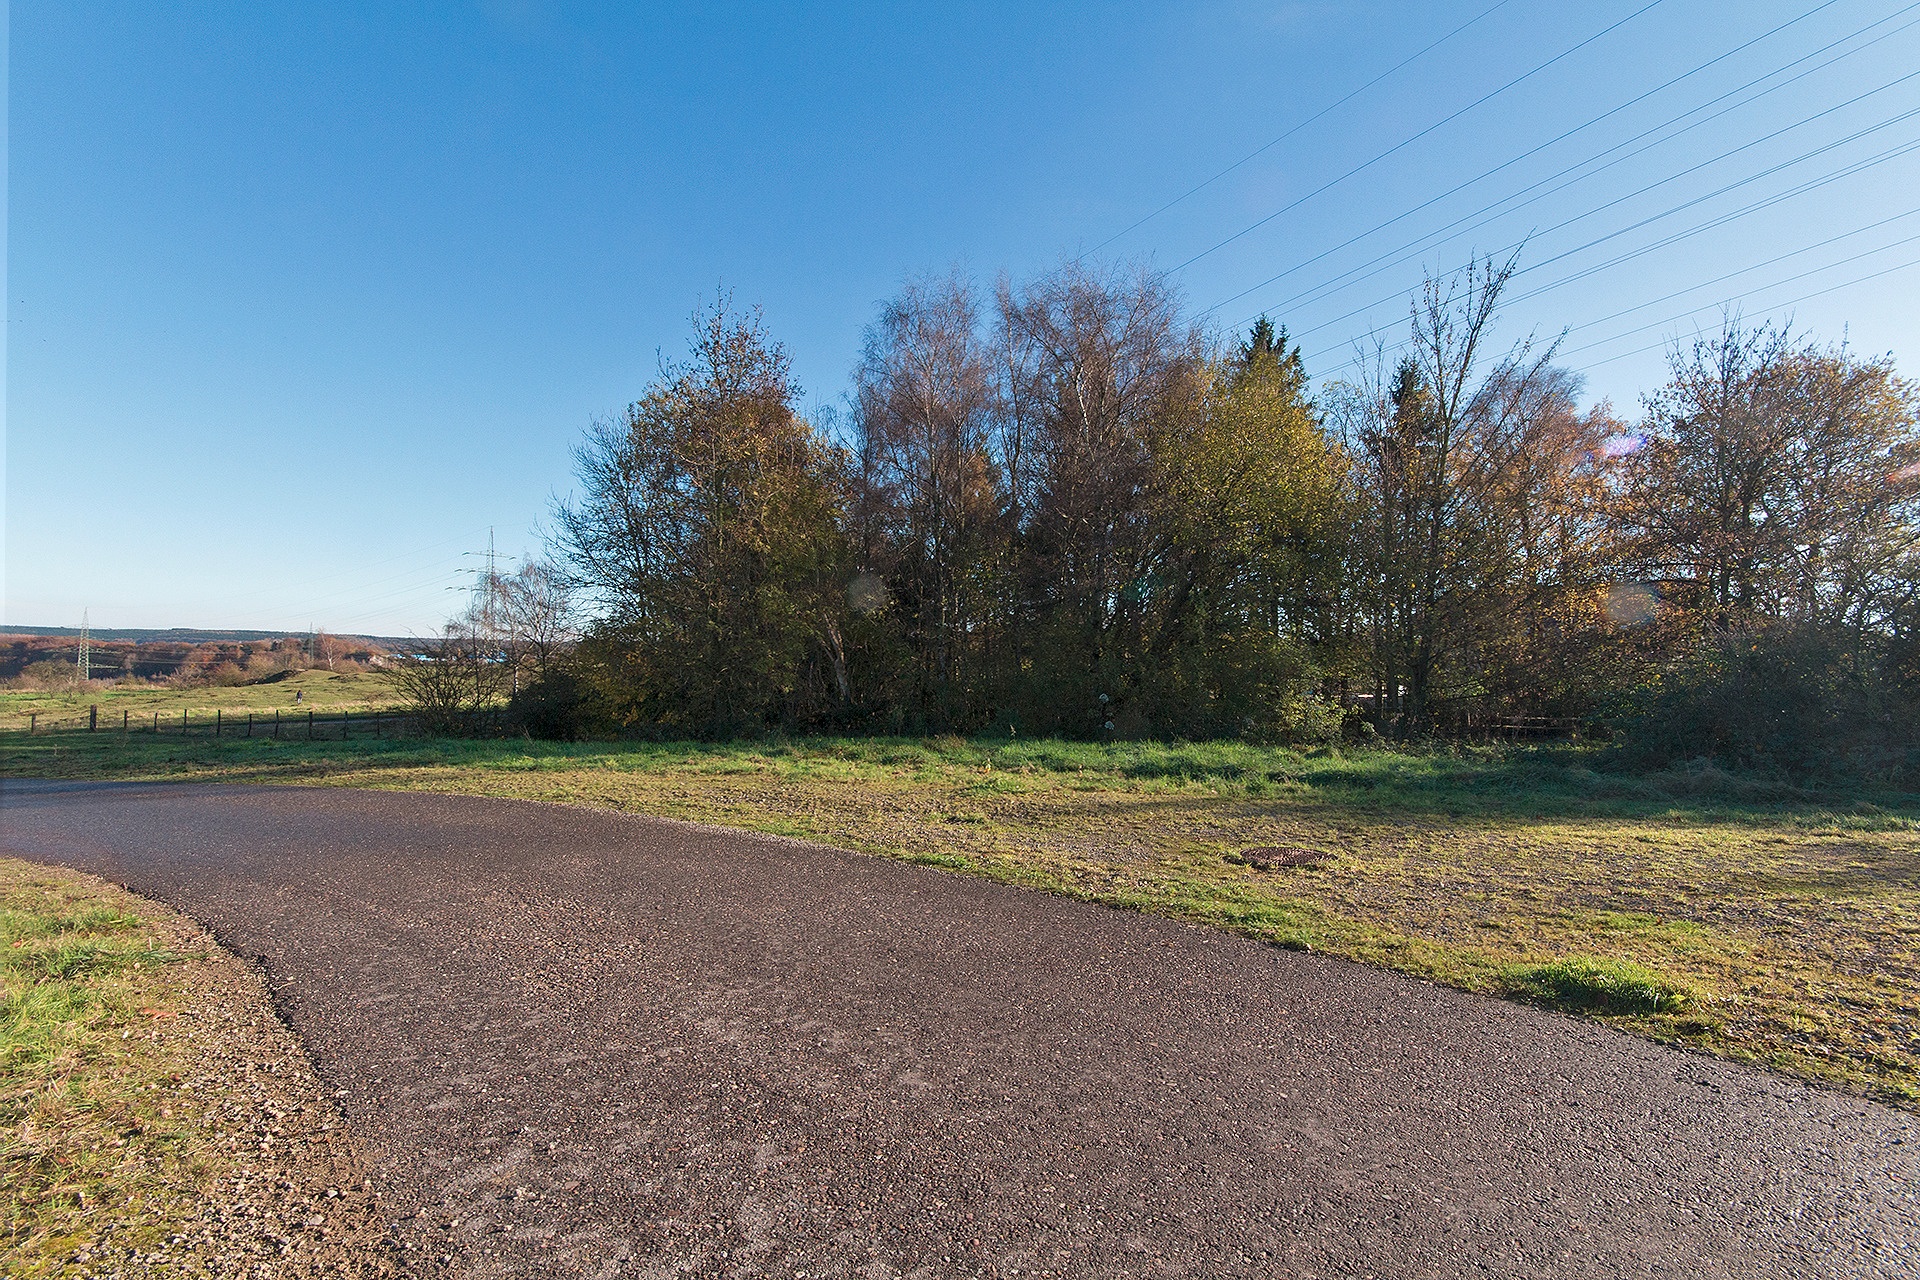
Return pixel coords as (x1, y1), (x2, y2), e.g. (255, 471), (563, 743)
(315, 569), (479, 629)
(208, 553), (473, 622)
(1304, 208), (1920, 386)
(1498, 148), (1920, 307)
(1556, 241), (1920, 362)
(1200, 0), (1919, 321)
(1089, 0), (1521, 254)
(1280, 99), (1920, 355)
(1514, 207), (1920, 329)
(1564, 252), (1920, 375)
(1299, 143), (1920, 378)
(1291, 133), (1920, 381)
(1503, 92), (1920, 278)
(1227, 62), (1920, 335)
(199, 529), (483, 608)
(1167, 0), (1672, 274)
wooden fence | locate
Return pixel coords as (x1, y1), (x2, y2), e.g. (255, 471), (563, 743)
(18, 705), (411, 740)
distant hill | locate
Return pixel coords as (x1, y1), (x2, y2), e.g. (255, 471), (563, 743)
(2, 626), (413, 645)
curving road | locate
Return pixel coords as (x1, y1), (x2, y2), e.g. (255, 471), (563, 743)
(3, 779), (1915, 1278)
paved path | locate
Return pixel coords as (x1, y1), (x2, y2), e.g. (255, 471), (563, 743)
(3, 780), (1915, 1278)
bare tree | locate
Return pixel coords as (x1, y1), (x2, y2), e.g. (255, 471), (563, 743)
(853, 272), (1006, 720)
(994, 260), (1207, 712)
(383, 619), (508, 735)
(1336, 254), (1601, 730)
(477, 558), (577, 690)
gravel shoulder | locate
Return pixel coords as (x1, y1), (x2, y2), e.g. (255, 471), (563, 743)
(0, 853), (393, 1278)
(3, 779), (1917, 1279)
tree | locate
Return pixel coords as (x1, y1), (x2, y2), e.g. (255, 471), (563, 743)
(1599, 322), (1920, 774)
(383, 620), (508, 735)
(1144, 320), (1351, 738)
(1336, 255), (1609, 732)
(994, 260), (1207, 732)
(1238, 316), (1306, 385)
(477, 558), (576, 689)
(1621, 321), (1920, 631)
(852, 272), (1008, 727)
(554, 300), (853, 735)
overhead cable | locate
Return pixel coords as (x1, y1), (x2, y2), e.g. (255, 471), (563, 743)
(1202, 1), (1920, 320)
(1089, 0), (1521, 253)
(1565, 254), (1920, 374)
(1276, 96), (1920, 349)
(1167, 0), (1672, 273)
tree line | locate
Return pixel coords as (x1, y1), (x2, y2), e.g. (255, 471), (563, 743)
(423, 255), (1920, 776)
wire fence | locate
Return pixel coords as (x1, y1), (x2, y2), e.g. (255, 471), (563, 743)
(13, 705), (426, 741)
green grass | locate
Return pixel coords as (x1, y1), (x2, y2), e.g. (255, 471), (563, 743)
(1499, 957), (1696, 1015)
(5, 729), (1917, 1108)
(0, 860), (197, 1273)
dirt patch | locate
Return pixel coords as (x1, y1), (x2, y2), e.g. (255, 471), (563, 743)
(1226, 845), (1332, 870)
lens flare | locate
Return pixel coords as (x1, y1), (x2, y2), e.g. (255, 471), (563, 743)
(847, 573), (889, 615)
(1603, 582), (1657, 626)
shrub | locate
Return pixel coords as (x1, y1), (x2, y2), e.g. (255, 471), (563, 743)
(1606, 621), (1920, 781)
(383, 625), (506, 736)
(508, 665), (611, 741)
(9, 659), (84, 691)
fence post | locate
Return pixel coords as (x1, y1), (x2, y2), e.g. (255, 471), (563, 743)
(308, 709), (314, 739)
(274, 709), (281, 739)
(122, 709), (129, 736)
(89, 705), (98, 732)
(247, 713), (253, 738)
(215, 709), (221, 738)
(29, 713), (36, 733)
(342, 709), (349, 740)
(153, 711), (159, 734)
(182, 708), (189, 735)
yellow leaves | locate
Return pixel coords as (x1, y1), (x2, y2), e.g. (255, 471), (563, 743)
(1157, 360), (1346, 553)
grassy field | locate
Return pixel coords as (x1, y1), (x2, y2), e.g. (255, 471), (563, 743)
(0, 670), (398, 733)
(5, 727), (1917, 1111)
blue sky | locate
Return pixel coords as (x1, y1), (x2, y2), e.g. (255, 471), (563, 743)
(9, 1), (1918, 634)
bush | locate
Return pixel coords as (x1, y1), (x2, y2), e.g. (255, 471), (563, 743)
(382, 626), (506, 736)
(1606, 622), (1920, 781)
(8, 660), (82, 691)
(508, 665), (613, 741)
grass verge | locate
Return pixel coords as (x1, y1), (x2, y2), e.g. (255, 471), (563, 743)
(5, 730), (1918, 1110)
(0, 856), (390, 1277)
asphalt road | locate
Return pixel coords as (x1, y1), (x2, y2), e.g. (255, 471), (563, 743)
(3, 780), (1915, 1278)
